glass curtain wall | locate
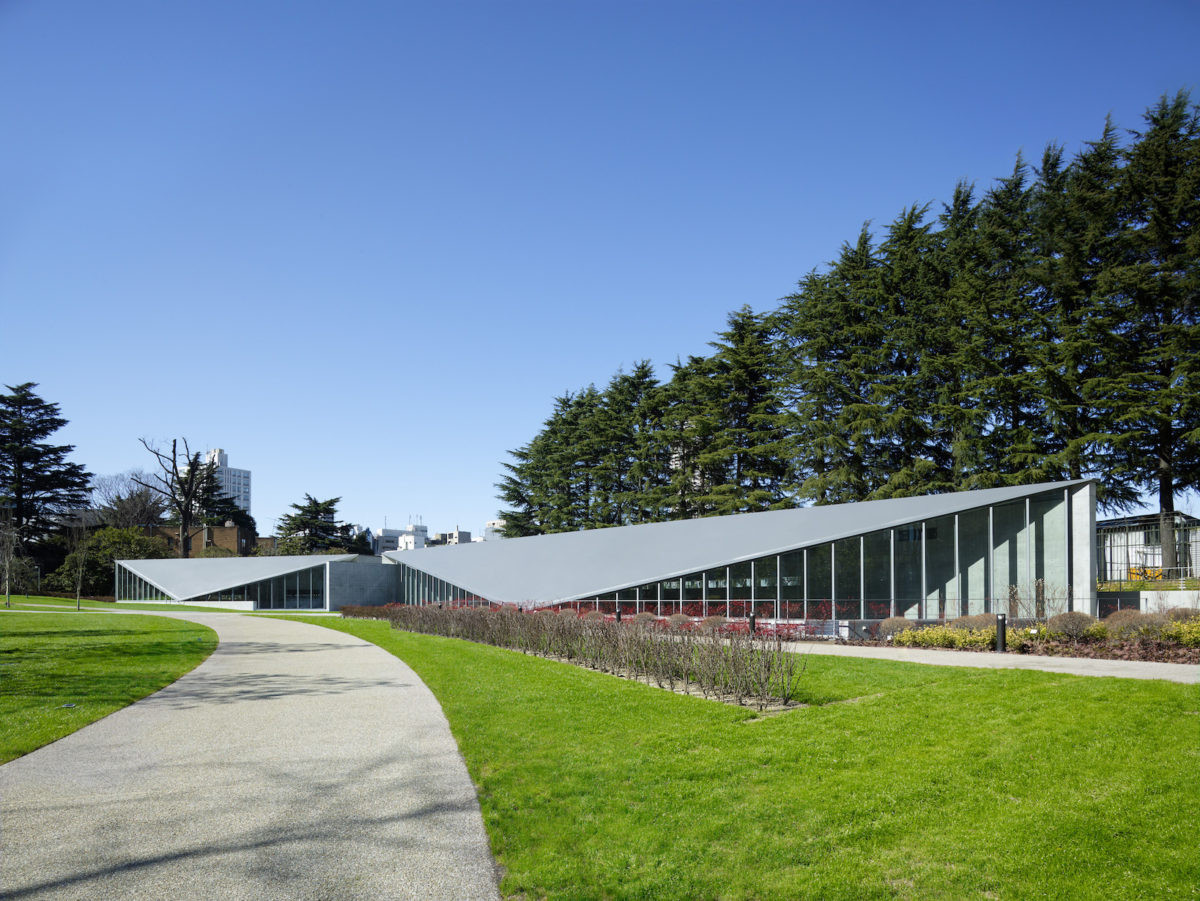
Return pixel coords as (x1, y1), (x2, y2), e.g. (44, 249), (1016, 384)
(394, 561), (485, 607)
(399, 487), (1076, 623)
(115, 567), (171, 602)
(252, 565), (327, 610)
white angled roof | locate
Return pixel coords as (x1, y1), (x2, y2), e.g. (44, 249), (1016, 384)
(384, 481), (1086, 605)
(116, 554), (356, 601)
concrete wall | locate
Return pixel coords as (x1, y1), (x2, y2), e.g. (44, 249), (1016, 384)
(1070, 482), (1098, 615)
(328, 558), (398, 611)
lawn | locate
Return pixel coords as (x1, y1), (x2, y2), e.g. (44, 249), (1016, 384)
(296, 615), (1199, 901)
(0, 611), (218, 763)
(2, 594), (239, 614)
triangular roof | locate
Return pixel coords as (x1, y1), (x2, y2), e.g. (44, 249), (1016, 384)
(385, 480), (1086, 605)
(116, 554), (357, 601)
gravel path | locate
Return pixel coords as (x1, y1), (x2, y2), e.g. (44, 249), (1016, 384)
(0, 613), (500, 900)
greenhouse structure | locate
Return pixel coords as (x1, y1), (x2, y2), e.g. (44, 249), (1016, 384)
(115, 480), (1097, 621)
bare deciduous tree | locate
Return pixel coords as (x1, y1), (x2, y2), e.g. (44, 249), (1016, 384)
(92, 470), (168, 529)
(133, 439), (215, 559)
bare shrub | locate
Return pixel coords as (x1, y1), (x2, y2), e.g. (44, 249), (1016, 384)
(699, 615), (727, 634)
(1046, 611), (1096, 640)
(358, 603), (805, 708)
(949, 613), (998, 631)
(1167, 606), (1200, 623)
(1104, 609), (1168, 640)
(667, 613), (692, 629)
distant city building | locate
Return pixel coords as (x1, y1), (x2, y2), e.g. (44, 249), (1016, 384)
(393, 523), (428, 551)
(428, 529), (471, 547)
(483, 520), (506, 541)
(373, 528), (403, 555)
(205, 448), (251, 514)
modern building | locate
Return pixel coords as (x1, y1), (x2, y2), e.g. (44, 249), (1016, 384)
(482, 520), (506, 541)
(205, 448), (251, 515)
(1096, 512), (1200, 583)
(115, 480), (1097, 619)
(115, 554), (395, 611)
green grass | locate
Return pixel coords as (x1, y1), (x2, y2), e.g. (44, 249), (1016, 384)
(2, 594), (240, 614)
(0, 611), (218, 762)
(292, 615), (1200, 900)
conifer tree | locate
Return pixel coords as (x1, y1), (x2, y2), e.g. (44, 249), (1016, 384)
(0, 383), (92, 549)
(700, 306), (793, 513)
(277, 495), (344, 553)
(1102, 91), (1200, 571)
(778, 228), (891, 503)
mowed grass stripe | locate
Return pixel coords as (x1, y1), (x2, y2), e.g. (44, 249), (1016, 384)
(296, 615), (1199, 901)
(4, 594), (240, 614)
(0, 612), (218, 763)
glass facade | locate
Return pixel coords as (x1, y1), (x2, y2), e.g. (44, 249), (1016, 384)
(114, 567), (172, 602)
(553, 486), (1078, 623)
(114, 563), (327, 609)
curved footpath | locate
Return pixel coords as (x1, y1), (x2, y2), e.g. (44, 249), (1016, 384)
(0, 613), (500, 901)
(783, 639), (1199, 683)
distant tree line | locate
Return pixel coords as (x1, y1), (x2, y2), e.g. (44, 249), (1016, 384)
(497, 92), (1200, 571)
(0, 381), (370, 599)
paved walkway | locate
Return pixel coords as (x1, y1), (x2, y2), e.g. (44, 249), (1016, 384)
(783, 640), (1199, 683)
(0, 614), (500, 901)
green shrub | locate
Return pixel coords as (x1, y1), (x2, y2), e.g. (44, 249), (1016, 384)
(1163, 619), (1200, 647)
(1083, 622), (1109, 641)
(893, 623), (1003, 650)
(1046, 611), (1096, 640)
(877, 616), (915, 639)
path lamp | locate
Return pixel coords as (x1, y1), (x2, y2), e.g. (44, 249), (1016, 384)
(996, 613), (1007, 653)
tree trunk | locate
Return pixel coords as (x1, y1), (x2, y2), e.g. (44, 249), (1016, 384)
(1159, 465), (1177, 575)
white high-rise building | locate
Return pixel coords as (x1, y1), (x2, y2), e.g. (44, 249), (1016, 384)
(205, 448), (251, 515)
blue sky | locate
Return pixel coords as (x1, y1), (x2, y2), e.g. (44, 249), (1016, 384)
(3, 0), (1197, 535)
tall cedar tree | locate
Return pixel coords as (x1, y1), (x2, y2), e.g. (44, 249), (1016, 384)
(700, 306), (793, 513)
(496, 91), (1198, 532)
(277, 494), (344, 553)
(1103, 91), (1200, 571)
(0, 383), (92, 549)
(874, 204), (959, 496)
(779, 228), (893, 503)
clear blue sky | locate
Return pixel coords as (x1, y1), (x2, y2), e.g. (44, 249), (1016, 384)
(3, 0), (1197, 535)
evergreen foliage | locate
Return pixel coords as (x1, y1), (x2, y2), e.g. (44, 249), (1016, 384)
(498, 92), (1200, 534)
(276, 494), (360, 554)
(0, 383), (92, 549)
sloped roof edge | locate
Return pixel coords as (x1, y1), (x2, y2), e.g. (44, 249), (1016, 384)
(116, 554), (357, 601)
(384, 480), (1090, 605)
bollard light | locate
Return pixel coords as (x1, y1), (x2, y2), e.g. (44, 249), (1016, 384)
(996, 613), (1007, 653)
